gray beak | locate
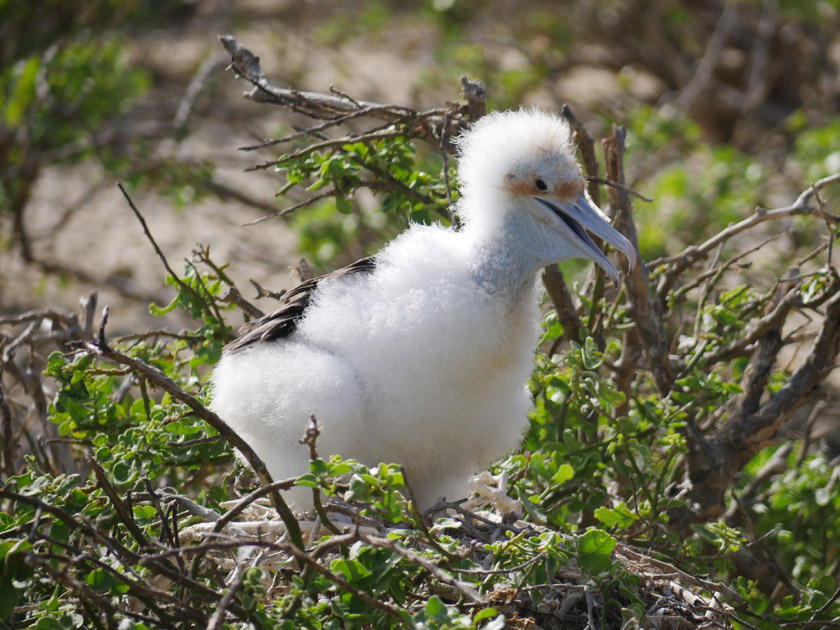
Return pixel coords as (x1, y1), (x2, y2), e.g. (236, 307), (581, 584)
(535, 193), (637, 285)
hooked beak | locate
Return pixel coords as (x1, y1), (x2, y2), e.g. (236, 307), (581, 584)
(534, 194), (637, 285)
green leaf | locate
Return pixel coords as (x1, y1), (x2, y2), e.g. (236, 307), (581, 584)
(330, 558), (372, 582)
(34, 618), (61, 630)
(594, 504), (639, 529)
(49, 521), (71, 545)
(474, 607), (499, 623)
(582, 336), (602, 369)
(576, 529), (616, 574)
(149, 294), (180, 316)
(86, 567), (116, 593)
(425, 595), (448, 620)
(132, 505), (157, 521)
(551, 463), (574, 484)
(294, 473), (319, 489)
(0, 571), (19, 620)
(4, 57), (40, 126)
(336, 196), (353, 214)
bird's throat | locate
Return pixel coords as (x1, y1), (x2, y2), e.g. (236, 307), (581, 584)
(468, 232), (543, 304)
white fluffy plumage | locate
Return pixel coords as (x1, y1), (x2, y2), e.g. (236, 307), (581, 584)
(211, 109), (636, 510)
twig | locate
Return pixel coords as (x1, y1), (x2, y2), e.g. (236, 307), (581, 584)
(542, 265), (582, 351)
(174, 55), (227, 132)
(562, 104), (601, 207)
(674, 2), (739, 110)
(603, 124), (672, 394)
(243, 189), (338, 226)
(795, 401), (826, 469)
(116, 182), (210, 320)
(88, 455), (150, 548)
(245, 129), (410, 172)
(585, 176), (653, 202)
(206, 564), (246, 630)
(0, 387), (16, 480)
(360, 532), (483, 604)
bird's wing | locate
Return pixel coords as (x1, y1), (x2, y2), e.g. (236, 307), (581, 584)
(223, 256), (377, 354)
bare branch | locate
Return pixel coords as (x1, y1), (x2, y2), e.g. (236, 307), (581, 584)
(603, 125), (673, 394)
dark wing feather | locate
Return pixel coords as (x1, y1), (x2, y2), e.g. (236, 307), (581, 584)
(224, 256), (377, 354)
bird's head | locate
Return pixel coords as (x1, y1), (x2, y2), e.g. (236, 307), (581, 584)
(456, 109), (636, 284)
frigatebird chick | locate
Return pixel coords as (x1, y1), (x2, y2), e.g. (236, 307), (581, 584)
(211, 109), (636, 510)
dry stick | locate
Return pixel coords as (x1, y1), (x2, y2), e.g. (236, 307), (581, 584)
(562, 104), (601, 207)
(245, 129), (410, 172)
(542, 265), (582, 351)
(814, 184), (836, 267)
(144, 477), (178, 553)
(239, 108), (387, 151)
(67, 547), (202, 623)
(585, 176), (653, 203)
(88, 455), (150, 548)
(705, 272), (840, 367)
(740, 0), (776, 118)
(0, 308), (76, 327)
(116, 183), (209, 317)
(221, 287), (264, 319)
(243, 189), (337, 226)
(195, 246), (264, 319)
(615, 546), (744, 603)
(672, 230), (790, 306)
(675, 2), (739, 110)
(737, 277), (790, 416)
(0, 386), (15, 481)
(173, 54), (226, 133)
(453, 551), (547, 576)
(794, 400), (826, 469)
(603, 125), (673, 394)
(460, 74), (487, 121)
(206, 564), (247, 630)
(808, 581), (840, 623)
(183, 257), (227, 330)
(399, 466), (459, 563)
(113, 330), (203, 344)
(299, 416), (341, 537)
(80, 310), (305, 552)
(26, 557), (166, 627)
(220, 33), (463, 131)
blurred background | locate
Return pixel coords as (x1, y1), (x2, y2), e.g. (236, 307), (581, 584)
(2, 0), (839, 334)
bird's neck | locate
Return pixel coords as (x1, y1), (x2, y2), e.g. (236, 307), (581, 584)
(465, 218), (544, 303)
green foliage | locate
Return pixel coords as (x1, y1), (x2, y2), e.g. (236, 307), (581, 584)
(285, 136), (453, 269)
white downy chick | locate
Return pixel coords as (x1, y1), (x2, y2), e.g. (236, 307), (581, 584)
(211, 109), (636, 510)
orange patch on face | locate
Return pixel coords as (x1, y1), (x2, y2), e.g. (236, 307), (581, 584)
(504, 175), (585, 201)
(504, 178), (538, 196)
(555, 177), (585, 201)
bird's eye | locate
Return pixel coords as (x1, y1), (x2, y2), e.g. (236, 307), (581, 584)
(534, 178), (548, 192)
